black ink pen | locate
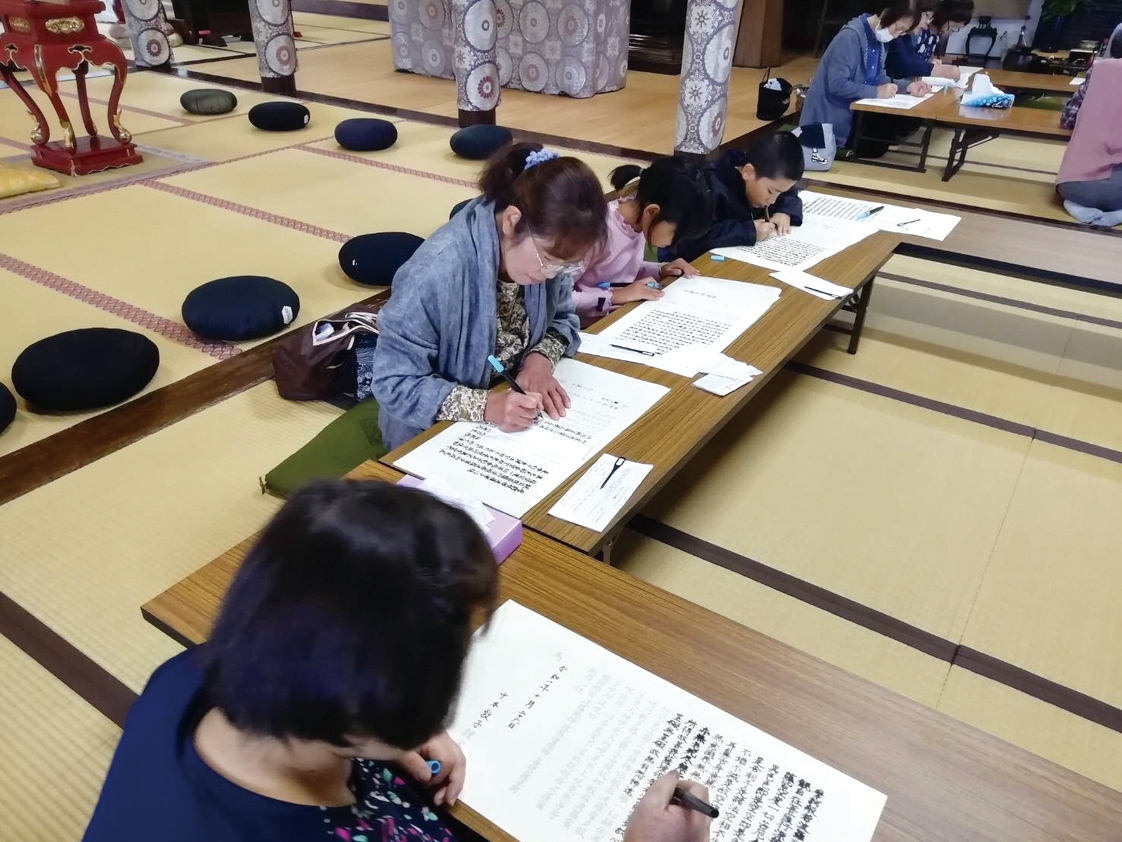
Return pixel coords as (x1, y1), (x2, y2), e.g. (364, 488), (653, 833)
(487, 355), (527, 395)
(671, 787), (720, 819)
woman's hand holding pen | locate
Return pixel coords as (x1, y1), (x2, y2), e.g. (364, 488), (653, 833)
(484, 390), (541, 432)
(398, 731), (466, 807)
(515, 353), (569, 420)
(624, 772), (713, 842)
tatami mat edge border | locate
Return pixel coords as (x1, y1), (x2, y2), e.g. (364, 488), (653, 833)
(628, 517), (1122, 734)
(879, 271), (1122, 332)
(786, 361), (1122, 466)
(0, 591), (136, 727)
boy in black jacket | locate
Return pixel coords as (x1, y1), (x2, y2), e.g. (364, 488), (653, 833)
(665, 132), (805, 263)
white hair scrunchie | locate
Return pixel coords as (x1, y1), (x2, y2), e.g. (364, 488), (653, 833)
(524, 148), (559, 169)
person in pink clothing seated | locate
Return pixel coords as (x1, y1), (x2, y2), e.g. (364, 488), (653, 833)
(1056, 23), (1122, 228)
(571, 157), (714, 326)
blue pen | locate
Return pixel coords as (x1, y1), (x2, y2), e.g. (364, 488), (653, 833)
(486, 355), (527, 395)
(596, 281), (662, 290)
(427, 760), (442, 776)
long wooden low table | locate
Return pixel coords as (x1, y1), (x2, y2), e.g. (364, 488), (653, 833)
(805, 181), (1122, 294)
(379, 237), (898, 558)
(849, 88), (956, 174)
(984, 68), (1083, 95)
(936, 92), (1072, 181)
(141, 463), (1122, 842)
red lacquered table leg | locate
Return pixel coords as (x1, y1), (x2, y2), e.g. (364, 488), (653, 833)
(72, 58), (100, 137)
(0, 46), (51, 144)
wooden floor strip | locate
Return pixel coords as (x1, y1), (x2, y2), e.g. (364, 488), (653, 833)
(0, 592), (136, 728)
(0, 291), (386, 507)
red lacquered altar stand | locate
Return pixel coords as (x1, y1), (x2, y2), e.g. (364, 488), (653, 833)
(0, 0), (141, 175)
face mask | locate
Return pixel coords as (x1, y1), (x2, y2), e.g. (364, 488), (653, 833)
(875, 27), (896, 43)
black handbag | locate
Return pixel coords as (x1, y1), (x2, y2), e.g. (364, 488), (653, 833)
(756, 68), (793, 121)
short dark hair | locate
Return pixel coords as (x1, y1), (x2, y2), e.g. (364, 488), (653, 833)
(199, 480), (498, 750)
(742, 131), (805, 181)
(932, 0), (974, 28)
(880, 0), (919, 29)
(479, 142), (608, 261)
(1110, 22), (1122, 58)
(608, 157), (714, 245)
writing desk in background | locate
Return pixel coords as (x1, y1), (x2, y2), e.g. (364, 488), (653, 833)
(984, 68), (1083, 95)
(934, 92), (1072, 181)
(141, 460), (1122, 842)
(377, 235), (898, 560)
(848, 88), (957, 174)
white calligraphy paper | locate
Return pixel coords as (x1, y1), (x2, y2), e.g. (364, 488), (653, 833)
(712, 217), (875, 273)
(583, 277), (781, 376)
(393, 360), (669, 517)
(451, 602), (888, 842)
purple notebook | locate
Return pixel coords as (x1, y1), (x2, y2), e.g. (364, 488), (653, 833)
(396, 474), (522, 564)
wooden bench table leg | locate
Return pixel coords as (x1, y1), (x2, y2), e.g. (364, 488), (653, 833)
(846, 278), (875, 355)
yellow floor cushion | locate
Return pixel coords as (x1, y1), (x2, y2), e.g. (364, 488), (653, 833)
(0, 165), (61, 200)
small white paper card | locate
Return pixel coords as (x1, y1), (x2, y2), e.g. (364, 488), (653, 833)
(548, 454), (653, 533)
(771, 269), (853, 300)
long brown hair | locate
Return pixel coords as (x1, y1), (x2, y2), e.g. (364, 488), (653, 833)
(479, 142), (607, 261)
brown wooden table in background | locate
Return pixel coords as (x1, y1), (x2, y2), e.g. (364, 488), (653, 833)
(849, 87), (959, 174)
(141, 461), (1122, 842)
(378, 236), (898, 558)
(934, 91), (1071, 182)
(984, 68), (1083, 95)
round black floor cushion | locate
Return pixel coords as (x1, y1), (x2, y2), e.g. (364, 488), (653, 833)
(248, 101), (311, 132)
(183, 276), (300, 341)
(181, 89), (238, 116)
(338, 232), (424, 287)
(0, 383), (15, 433)
(449, 125), (513, 160)
(335, 118), (398, 152)
(12, 328), (159, 412)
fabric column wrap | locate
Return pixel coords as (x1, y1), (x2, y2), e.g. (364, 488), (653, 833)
(674, 0), (743, 155)
(120, 0), (174, 68)
(249, 0), (298, 82)
(453, 0), (501, 114)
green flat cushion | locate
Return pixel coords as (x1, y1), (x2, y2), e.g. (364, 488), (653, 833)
(263, 399), (386, 497)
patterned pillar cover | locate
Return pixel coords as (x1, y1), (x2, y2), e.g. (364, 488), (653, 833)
(674, 0), (743, 155)
(120, 0), (174, 68)
(390, 0), (630, 99)
(249, 0), (298, 83)
(452, 0), (500, 113)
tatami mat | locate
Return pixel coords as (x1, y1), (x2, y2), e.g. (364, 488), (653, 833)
(83, 71), (280, 125)
(938, 668), (1122, 792)
(161, 146), (474, 238)
(190, 40), (815, 153)
(959, 441), (1122, 708)
(291, 23), (388, 44)
(0, 384), (341, 691)
(0, 635), (119, 840)
(0, 150), (195, 215)
(615, 531), (952, 706)
(881, 254), (1122, 324)
(0, 184), (358, 335)
(796, 278), (1072, 428)
(1037, 320), (1122, 453)
(293, 11), (391, 34)
(132, 101), (372, 161)
(642, 371), (1031, 641)
(304, 120), (644, 191)
(0, 268), (215, 458)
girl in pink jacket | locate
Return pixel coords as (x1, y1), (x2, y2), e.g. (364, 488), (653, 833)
(572, 157), (714, 326)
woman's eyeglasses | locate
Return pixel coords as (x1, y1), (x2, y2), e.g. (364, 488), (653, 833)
(526, 224), (583, 277)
